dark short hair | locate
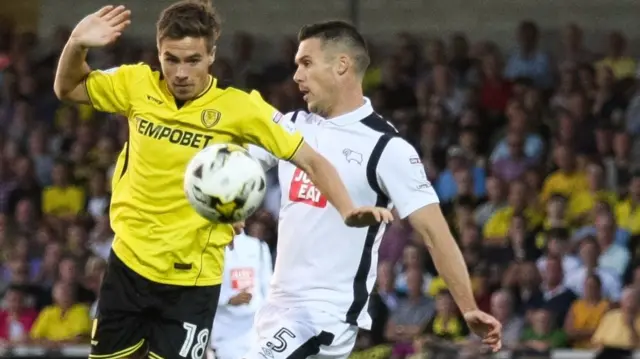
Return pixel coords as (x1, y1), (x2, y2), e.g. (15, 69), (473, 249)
(298, 20), (370, 74)
(157, 0), (221, 51)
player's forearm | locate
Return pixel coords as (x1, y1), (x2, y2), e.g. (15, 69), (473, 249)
(409, 205), (477, 313)
(54, 37), (91, 99)
(297, 153), (354, 217)
(306, 160), (354, 217)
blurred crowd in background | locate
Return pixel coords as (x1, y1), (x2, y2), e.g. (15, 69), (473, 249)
(1, 13), (640, 359)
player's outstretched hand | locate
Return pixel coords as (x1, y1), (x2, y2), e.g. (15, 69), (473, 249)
(71, 5), (131, 48)
(344, 206), (393, 227)
(463, 310), (502, 352)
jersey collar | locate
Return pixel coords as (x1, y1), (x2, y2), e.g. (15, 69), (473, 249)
(325, 97), (373, 126)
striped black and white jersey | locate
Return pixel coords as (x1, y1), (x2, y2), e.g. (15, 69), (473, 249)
(249, 98), (440, 329)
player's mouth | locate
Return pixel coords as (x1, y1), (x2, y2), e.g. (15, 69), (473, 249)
(173, 84), (192, 90)
(300, 88), (310, 102)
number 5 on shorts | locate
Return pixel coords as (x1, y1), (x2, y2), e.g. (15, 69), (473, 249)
(267, 328), (296, 353)
(180, 322), (209, 359)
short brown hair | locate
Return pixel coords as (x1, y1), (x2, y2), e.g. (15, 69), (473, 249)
(298, 20), (370, 75)
(157, 0), (221, 51)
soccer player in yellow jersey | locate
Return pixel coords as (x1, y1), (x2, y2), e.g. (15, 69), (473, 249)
(53, 2), (392, 359)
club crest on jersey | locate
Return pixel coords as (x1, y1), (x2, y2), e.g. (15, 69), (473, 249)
(201, 109), (221, 128)
(289, 168), (327, 208)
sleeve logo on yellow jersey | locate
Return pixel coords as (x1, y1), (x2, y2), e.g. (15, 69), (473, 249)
(201, 109), (221, 128)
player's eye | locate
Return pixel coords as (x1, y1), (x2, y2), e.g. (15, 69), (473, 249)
(188, 59), (200, 65)
(165, 58), (179, 64)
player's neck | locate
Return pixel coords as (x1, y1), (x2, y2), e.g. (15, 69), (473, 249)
(324, 86), (364, 120)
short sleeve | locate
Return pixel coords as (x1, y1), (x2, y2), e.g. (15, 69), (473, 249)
(247, 111), (301, 171)
(240, 91), (304, 161)
(85, 64), (139, 115)
(377, 137), (439, 218)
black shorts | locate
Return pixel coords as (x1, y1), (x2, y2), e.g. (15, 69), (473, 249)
(90, 253), (221, 359)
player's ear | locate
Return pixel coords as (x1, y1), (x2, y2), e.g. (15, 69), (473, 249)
(336, 55), (349, 76)
(209, 45), (217, 66)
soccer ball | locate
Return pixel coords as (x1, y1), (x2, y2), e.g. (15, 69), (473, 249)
(184, 143), (267, 223)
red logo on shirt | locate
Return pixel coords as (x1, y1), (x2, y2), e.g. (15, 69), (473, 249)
(289, 168), (328, 208)
(230, 268), (255, 291)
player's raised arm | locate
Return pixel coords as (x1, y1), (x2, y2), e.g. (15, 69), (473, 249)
(376, 137), (502, 352)
(54, 5), (130, 105)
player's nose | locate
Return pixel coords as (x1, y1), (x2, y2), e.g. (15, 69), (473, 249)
(292, 68), (303, 84)
(175, 66), (189, 81)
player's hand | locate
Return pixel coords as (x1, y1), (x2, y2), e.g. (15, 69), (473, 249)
(70, 5), (131, 48)
(228, 291), (252, 306)
(232, 221), (245, 235)
(344, 206), (393, 227)
(463, 310), (502, 352)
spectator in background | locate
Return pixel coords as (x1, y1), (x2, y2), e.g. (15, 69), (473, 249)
(504, 21), (553, 89)
(473, 176), (506, 228)
(551, 66), (581, 111)
(519, 308), (568, 352)
(492, 131), (536, 183)
(566, 92), (599, 156)
(83, 256), (106, 319)
(537, 229), (580, 276)
(541, 145), (588, 202)
(489, 290), (524, 348)
(596, 31), (637, 80)
(394, 244), (431, 296)
(385, 269), (434, 359)
(27, 129), (54, 187)
(616, 173), (640, 235)
(486, 214), (540, 266)
(88, 214), (113, 260)
(507, 261), (544, 315)
(32, 241), (61, 289)
(376, 55), (417, 112)
(8, 156), (41, 215)
(85, 169), (109, 221)
(559, 24), (595, 68)
(564, 274), (610, 349)
(568, 162), (618, 226)
(540, 256), (577, 329)
(0, 285), (37, 344)
(369, 262), (396, 345)
(479, 50), (512, 117)
(491, 100), (545, 163)
(484, 180), (542, 243)
(593, 65), (628, 126)
(412, 290), (469, 357)
(565, 236), (621, 301)
(429, 64), (468, 118)
(594, 209), (631, 277)
(55, 257), (94, 305)
(42, 161), (84, 220)
(30, 281), (91, 347)
(448, 33), (477, 88)
(434, 146), (486, 203)
(592, 286), (640, 357)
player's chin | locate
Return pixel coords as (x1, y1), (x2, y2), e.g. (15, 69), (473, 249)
(172, 87), (194, 100)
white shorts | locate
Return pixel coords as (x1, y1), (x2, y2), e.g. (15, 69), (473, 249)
(244, 303), (358, 359)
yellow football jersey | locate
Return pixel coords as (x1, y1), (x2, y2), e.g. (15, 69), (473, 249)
(85, 63), (303, 286)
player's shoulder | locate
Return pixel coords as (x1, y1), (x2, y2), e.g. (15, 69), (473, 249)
(286, 110), (314, 124)
(356, 112), (399, 138)
(96, 62), (151, 76)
